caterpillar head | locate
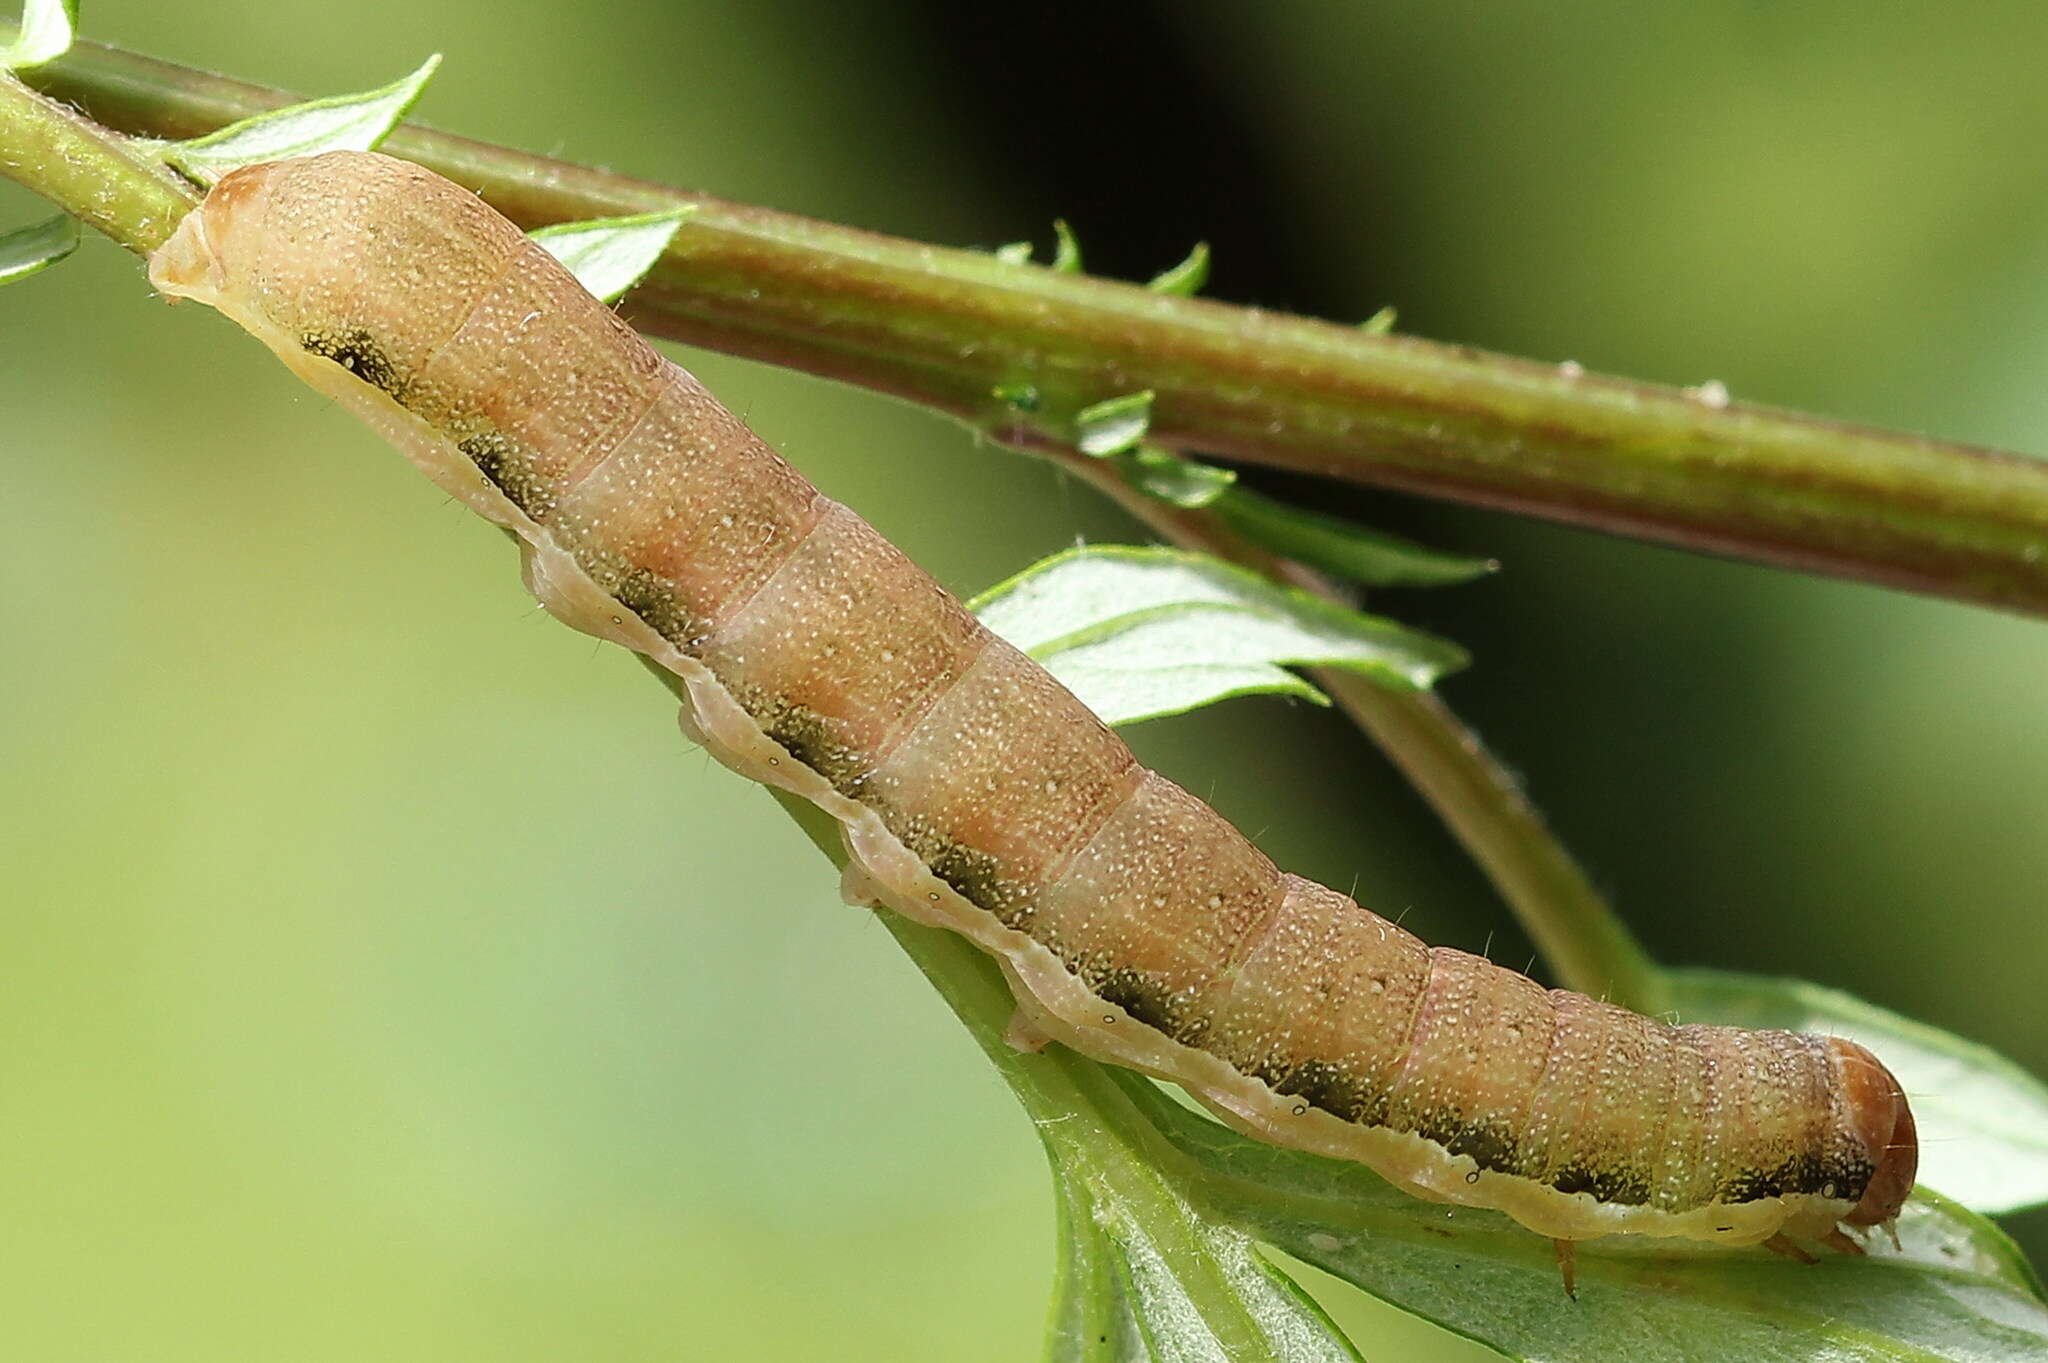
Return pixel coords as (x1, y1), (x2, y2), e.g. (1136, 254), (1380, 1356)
(152, 152), (416, 321)
(1829, 1037), (1918, 1229)
(148, 159), (275, 307)
(149, 151), (533, 401)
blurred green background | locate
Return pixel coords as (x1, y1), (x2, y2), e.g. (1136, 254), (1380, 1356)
(5, 3), (2047, 1359)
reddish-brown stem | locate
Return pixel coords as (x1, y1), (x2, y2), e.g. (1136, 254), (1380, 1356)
(23, 39), (2048, 618)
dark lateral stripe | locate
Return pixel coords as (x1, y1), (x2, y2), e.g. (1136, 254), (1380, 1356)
(458, 430), (555, 518)
(301, 326), (409, 399)
(1716, 1151), (1870, 1205)
(610, 563), (703, 649)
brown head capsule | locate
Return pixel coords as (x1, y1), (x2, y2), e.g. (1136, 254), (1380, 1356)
(1830, 1038), (1918, 1227)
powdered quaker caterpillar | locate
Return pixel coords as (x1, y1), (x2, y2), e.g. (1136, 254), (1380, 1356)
(149, 150), (1917, 1279)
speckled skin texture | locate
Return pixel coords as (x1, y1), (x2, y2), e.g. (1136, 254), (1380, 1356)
(150, 151), (1916, 1248)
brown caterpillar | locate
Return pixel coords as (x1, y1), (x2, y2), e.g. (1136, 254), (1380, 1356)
(148, 150), (1916, 1277)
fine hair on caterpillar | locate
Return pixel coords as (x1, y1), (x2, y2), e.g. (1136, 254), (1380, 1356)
(147, 150), (1918, 1289)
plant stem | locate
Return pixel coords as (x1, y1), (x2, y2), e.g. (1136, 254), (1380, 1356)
(1060, 458), (1667, 1012)
(1321, 683), (1665, 1010)
(0, 69), (192, 254)
(26, 39), (2048, 617)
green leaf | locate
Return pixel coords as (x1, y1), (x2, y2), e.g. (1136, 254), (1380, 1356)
(972, 546), (1467, 725)
(530, 207), (695, 305)
(1046, 1168), (1149, 1362)
(1053, 218), (1084, 273)
(1668, 967), (2048, 1217)
(1109, 1071), (2048, 1363)
(0, 212), (78, 285)
(1106, 1217), (1362, 1363)
(1359, 305), (1397, 335)
(1122, 446), (1235, 508)
(160, 54), (441, 186)
(1146, 241), (1210, 297)
(1216, 487), (1498, 588)
(0, 0), (74, 69)
(1076, 390), (1155, 457)
(1043, 1108), (1363, 1363)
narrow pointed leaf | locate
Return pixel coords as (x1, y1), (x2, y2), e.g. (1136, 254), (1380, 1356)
(1146, 242), (1209, 296)
(1217, 488), (1498, 588)
(1359, 305), (1397, 335)
(0, 0), (74, 69)
(1668, 968), (2048, 1217)
(160, 54), (441, 185)
(0, 211), (77, 285)
(1123, 446), (1235, 508)
(973, 546), (1467, 725)
(1053, 218), (1083, 273)
(1076, 390), (1155, 457)
(531, 207), (695, 305)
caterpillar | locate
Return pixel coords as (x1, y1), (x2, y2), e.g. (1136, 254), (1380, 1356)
(148, 150), (1916, 1283)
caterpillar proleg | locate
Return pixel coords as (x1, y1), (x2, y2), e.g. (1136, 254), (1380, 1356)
(148, 150), (1917, 1268)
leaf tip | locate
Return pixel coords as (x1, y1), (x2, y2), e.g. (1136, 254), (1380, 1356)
(1123, 445), (1234, 507)
(1075, 389), (1155, 457)
(1051, 218), (1083, 273)
(0, 211), (80, 286)
(531, 204), (696, 304)
(1146, 241), (1210, 296)
(0, 0), (77, 70)
(159, 51), (444, 186)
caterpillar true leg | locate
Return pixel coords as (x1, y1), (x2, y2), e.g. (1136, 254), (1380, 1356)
(1763, 1235), (1819, 1264)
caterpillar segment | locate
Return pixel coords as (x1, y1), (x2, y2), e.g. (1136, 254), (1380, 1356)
(148, 151), (1917, 1282)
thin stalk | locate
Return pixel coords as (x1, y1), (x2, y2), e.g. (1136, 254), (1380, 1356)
(1322, 683), (1665, 1011)
(1060, 456), (1667, 1013)
(27, 39), (2048, 617)
(0, 69), (192, 253)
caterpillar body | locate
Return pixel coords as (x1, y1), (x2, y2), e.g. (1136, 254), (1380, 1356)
(149, 151), (1916, 1264)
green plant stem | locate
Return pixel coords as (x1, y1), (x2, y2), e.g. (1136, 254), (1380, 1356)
(0, 68), (192, 253)
(26, 39), (2048, 617)
(1323, 682), (1665, 1010)
(1060, 457), (1667, 1012)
